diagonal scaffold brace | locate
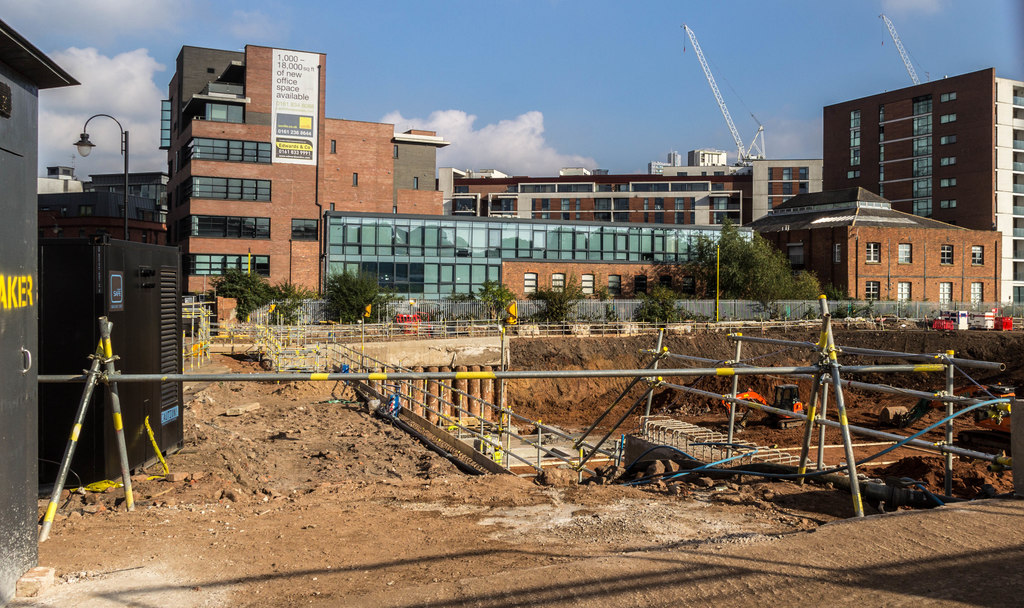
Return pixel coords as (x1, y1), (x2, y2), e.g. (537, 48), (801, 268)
(38, 317), (135, 542)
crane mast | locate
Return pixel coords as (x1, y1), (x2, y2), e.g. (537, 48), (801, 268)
(682, 24), (764, 165)
(879, 14), (920, 85)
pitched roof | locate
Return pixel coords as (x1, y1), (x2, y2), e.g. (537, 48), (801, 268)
(748, 188), (967, 232)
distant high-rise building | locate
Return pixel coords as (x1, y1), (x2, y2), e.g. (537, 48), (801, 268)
(822, 67), (1024, 301)
(647, 150), (684, 174)
(688, 149), (728, 167)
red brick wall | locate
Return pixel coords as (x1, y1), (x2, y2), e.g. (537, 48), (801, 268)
(761, 224), (1001, 301)
(322, 118), (395, 214)
(500, 261), (693, 299)
(396, 188), (443, 214)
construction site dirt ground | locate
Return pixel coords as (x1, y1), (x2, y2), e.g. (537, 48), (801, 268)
(21, 329), (1024, 606)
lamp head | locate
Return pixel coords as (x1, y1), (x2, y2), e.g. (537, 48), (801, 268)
(74, 133), (95, 157)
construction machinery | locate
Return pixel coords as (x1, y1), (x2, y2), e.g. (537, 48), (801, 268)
(879, 14), (920, 85)
(878, 385), (1014, 454)
(682, 24), (765, 165)
(729, 384), (804, 429)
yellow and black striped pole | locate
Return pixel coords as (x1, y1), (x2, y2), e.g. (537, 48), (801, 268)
(99, 318), (134, 512)
(38, 341), (105, 542)
(819, 295), (865, 517)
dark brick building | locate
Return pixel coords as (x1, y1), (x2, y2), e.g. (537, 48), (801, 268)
(822, 68), (1024, 301)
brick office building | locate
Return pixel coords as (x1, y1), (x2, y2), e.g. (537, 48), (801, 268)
(823, 68), (1024, 301)
(163, 45), (448, 293)
(749, 188), (1001, 303)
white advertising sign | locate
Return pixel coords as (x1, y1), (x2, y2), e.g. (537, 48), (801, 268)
(271, 49), (320, 165)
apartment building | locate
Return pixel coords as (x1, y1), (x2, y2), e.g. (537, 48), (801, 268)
(823, 67), (1024, 301)
(163, 45), (448, 293)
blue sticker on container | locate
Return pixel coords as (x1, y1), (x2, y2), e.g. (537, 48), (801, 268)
(161, 406), (179, 425)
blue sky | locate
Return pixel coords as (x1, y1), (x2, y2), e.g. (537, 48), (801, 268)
(5, 0), (1022, 178)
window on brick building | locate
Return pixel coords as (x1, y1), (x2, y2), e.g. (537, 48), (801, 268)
(607, 274), (621, 296)
(393, 145), (398, 158)
(866, 242), (881, 263)
(330, 140), (336, 154)
(833, 243), (842, 264)
(633, 275), (647, 295)
(659, 275), (673, 288)
(413, 177), (419, 190)
(352, 173), (358, 187)
(551, 273), (565, 292)
(972, 245), (984, 265)
(581, 274), (594, 294)
(524, 273), (537, 294)
(898, 243), (912, 264)
(939, 282), (953, 303)
(291, 219), (318, 241)
(865, 281), (880, 300)
(971, 282), (984, 304)
(940, 244), (954, 265)
(897, 282), (911, 301)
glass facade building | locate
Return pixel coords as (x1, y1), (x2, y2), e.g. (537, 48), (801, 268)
(326, 213), (745, 296)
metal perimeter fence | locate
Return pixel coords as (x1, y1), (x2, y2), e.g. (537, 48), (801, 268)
(248, 297), (1021, 326)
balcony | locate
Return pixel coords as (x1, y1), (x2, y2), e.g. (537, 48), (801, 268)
(1015, 140), (1024, 150)
(1015, 96), (1024, 107)
(1015, 273), (1024, 281)
(1015, 228), (1024, 237)
(1015, 206), (1024, 216)
(1016, 184), (1024, 194)
(1015, 162), (1024, 172)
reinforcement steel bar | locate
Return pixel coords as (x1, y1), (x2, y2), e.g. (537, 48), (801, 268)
(660, 380), (1004, 463)
(38, 363), (948, 384)
(643, 330), (665, 418)
(728, 334), (1005, 371)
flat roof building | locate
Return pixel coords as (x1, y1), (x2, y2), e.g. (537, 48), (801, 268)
(163, 45), (449, 293)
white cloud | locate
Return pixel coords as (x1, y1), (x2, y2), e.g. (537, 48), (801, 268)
(880, 0), (949, 16)
(39, 47), (168, 175)
(380, 109), (597, 175)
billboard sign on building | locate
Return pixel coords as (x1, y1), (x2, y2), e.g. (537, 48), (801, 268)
(271, 49), (319, 165)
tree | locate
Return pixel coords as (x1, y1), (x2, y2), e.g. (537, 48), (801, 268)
(269, 282), (318, 324)
(634, 285), (681, 324)
(692, 220), (821, 314)
(323, 271), (392, 323)
(530, 275), (584, 322)
(476, 280), (516, 320)
(213, 269), (274, 321)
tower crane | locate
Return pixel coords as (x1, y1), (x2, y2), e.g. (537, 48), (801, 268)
(682, 24), (765, 165)
(879, 14), (920, 85)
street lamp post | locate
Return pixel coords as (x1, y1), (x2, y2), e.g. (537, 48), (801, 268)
(74, 114), (129, 240)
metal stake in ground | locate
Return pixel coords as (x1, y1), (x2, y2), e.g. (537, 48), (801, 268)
(819, 295), (865, 517)
(797, 371), (825, 483)
(38, 341), (105, 542)
(726, 334), (743, 458)
(944, 350), (955, 497)
(99, 317), (135, 512)
(643, 329), (665, 418)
